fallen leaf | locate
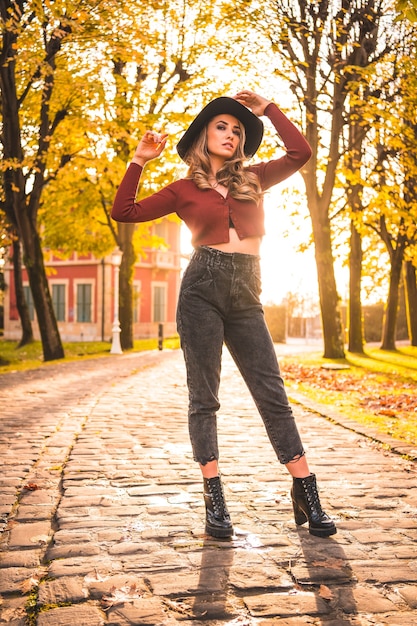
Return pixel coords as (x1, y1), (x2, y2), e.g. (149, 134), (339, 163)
(319, 584), (334, 600)
(378, 409), (398, 417)
(20, 576), (40, 594)
(101, 583), (142, 610)
(22, 483), (39, 491)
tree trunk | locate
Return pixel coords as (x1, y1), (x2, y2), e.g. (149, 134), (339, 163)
(404, 260), (417, 346)
(12, 239), (34, 347)
(8, 198), (64, 362)
(18, 216), (64, 360)
(118, 222), (136, 351)
(2, 173), (34, 347)
(403, 135), (417, 347)
(381, 248), (404, 350)
(346, 114), (366, 353)
(349, 222), (364, 352)
(310, 203), (345, 358)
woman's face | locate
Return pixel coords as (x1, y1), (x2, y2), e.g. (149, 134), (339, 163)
(206, 114), (242, 161)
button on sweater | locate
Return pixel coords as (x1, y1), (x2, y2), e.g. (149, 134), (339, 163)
(111, 103), (311, 246)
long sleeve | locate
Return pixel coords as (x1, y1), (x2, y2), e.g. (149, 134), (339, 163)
(250, 103), (312, 190)
(111, 162), (178, 223)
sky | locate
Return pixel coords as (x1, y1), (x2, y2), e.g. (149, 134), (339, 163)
(258, 188), (321, 306)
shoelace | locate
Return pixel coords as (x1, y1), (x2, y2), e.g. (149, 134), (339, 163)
(303, 481), (323, 516)
(209, 478), (229, 517)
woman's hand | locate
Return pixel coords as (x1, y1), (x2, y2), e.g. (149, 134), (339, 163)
(233, 90), (272, 117)
(131, 131), (169, 167)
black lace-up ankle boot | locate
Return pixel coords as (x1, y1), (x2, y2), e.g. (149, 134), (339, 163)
(291, 474), (337, 538)
(203, 476), (233, 538)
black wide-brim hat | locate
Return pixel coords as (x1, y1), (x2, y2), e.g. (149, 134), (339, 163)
(176, 96), (264, 161)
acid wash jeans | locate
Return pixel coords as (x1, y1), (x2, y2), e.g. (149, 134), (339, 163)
(176, 245), (305, 467)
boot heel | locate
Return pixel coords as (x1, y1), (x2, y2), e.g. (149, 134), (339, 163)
(292, 498), (307, 525)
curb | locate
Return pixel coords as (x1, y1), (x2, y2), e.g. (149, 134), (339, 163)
(288, 389), (417, 462)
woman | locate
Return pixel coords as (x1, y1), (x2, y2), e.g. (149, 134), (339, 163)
(111, 90), (336, 540)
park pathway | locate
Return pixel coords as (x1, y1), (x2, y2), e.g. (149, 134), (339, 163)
(0, 347), (416, 625)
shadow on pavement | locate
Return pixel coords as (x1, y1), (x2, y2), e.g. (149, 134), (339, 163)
(292, 527), (357, 623)
(192, 537), (236, 621)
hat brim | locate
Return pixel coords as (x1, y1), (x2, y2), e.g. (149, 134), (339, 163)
(176, 97), (264, 161)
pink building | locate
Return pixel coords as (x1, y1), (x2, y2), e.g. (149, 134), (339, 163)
(3, 220), (182, 342)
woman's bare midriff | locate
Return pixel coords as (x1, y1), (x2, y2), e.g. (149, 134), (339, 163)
(208, 227), (261, 256)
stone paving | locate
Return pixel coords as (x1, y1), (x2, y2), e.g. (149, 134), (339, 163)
(0, 347), (416, 625)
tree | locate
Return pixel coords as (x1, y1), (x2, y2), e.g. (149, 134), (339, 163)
(400, 75), (417, 346)
(0, 0), (72, 359)
(400, 119), (417, 346)
(0, 1), (109, 359)
(286, 2), (394, 356)
(228, 0), (392, 357)
(1, 0), (167, 355)
(404, 260), (417, 345)
(347, 36), (417, 349)
(340, 8), (403, 353)
(101, 0), (260, 349)
(346, 118), (366, 353)
(40, 0), (262, 350)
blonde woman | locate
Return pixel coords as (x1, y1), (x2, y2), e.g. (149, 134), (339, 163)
(112, 90), (336, 540)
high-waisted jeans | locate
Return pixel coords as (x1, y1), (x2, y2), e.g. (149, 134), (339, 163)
(176, 245), (305, 466)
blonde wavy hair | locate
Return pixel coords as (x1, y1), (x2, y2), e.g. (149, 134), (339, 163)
(185, 121), (263, 204)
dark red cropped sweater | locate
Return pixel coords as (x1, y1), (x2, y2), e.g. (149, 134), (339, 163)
(111, 103), (311, 246)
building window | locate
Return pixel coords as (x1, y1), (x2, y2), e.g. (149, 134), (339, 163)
(152, 284), (167, 323)
(76, 283), (92, 322)
(23, 285), (35, 321)
(133, 282), (141, 323)
(52, 284), (66, 321)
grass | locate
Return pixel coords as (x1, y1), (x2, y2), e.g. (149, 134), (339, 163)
(0, 336), (181, 374)
(280, 344), (417, 449)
